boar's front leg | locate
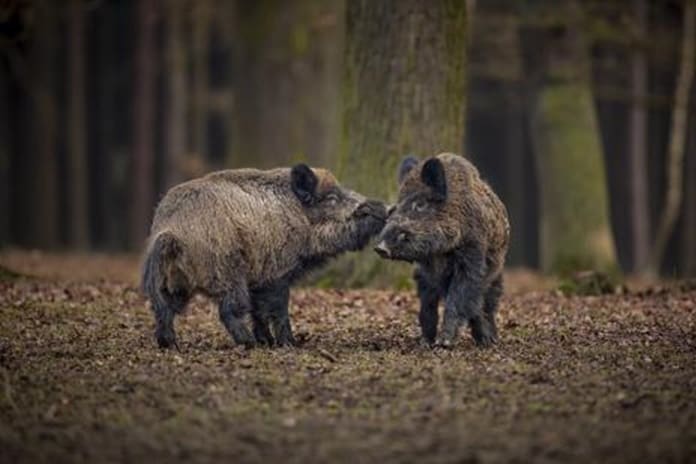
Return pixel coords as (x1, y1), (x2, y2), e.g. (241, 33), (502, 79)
(251, 285), (294, 347)
(268, 286), (294, 347)
(218, 284), (255, 347)
(415, 268), (440, 346)
(438, 244), (490, 348)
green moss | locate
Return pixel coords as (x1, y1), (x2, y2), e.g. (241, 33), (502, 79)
(291, 24), (309, 56)
(534, 81), (618, 276)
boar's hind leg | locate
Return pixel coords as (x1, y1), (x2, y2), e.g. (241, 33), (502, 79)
(251, 311), (274, 347)
(270, 286), (294, 347)
(218, 285), (255, 347)
(151, 289), (188, 350)
(415, 269), (439, 345)
(481, 274), (502, 343)
(440, 245), (492, 348)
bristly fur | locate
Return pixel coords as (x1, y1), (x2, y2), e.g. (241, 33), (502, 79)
(375, 153), (510, 348)
(142, 165), (386, 349)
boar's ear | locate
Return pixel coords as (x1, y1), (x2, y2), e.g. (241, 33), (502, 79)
(291, 164), (318, 205)
(421, 158), (447, 201)
(398, 155), (419, 184)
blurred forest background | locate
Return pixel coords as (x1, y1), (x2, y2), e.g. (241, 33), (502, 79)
(0, 0), (695, 280)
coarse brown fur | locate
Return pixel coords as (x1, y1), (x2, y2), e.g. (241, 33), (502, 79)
(142, 165), (386, 349)
(375, 153), (510, 347)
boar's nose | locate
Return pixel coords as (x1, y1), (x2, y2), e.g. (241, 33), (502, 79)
(355, 200), (387, 220)
(374, 241), (391, 258)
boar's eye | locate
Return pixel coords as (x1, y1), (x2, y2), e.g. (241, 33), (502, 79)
(411, 199), (427, 213)
(325, 192), (340, 205)
(397, 232), (408, 243)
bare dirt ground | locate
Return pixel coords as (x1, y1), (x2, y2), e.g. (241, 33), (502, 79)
(1, 251), (695, 463)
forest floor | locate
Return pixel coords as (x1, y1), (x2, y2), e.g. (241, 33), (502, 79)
(0, 251), (695, 463)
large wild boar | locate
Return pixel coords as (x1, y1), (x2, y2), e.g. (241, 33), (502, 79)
(374, 153), (510, 348)
(141, 165), (386, 349)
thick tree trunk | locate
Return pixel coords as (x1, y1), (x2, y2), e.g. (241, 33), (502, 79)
(326, 0), (467, 286)
(67, 0), (89, 248)
(649, 1), (695, 275)
(192, 0), (210, 162)
(468, 6), (528, 266)
(165, 0), (188, 187)
(341, 0), (467, 200)
(528, 7), (618, 276)
(231, 0), (344, 168)
(628, 0), (650, 274)
(130, 0), (158, 249)
(96, 3), (116, 249)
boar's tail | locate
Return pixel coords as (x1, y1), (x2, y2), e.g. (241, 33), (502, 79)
(141, 232), (190, 312)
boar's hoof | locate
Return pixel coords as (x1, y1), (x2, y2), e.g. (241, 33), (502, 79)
(435, 336), (455, 349)
(156, 329), (178, 350)
(275, 333), (297, 348)
(417, 337), (435, 349)
(473, 332), (497, 348)
(253, 326), (274, 347)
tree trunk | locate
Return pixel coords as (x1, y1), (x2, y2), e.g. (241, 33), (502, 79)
(165, 0), (188, 187)
(467, 6), (528, 266)
(67, 0), (90, 249)
(628, 0), (650, 274)
(683, 117), (696, 276)
(326, 0), (467, 286)
(191, 0), (210, 162)
(130, 0), (158, 249)
(231, 0), (344, 169)
(0, 63), (9, 246)
(340, 0), (467, 200)
(527, 6), (618, 276)
(31, 1), (60, 249)
(649, 0), (696, 275)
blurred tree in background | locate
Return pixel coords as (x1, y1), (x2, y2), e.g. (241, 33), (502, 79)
(522, 0), (618, 276)
(0, 0), (695, 282)
(330, 0), (467, 286)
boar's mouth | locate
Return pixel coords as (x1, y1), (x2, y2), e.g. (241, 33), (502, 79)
(352, 200), (387, 222)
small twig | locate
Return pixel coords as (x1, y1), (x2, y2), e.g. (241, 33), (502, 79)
(317, 348), (338, 363)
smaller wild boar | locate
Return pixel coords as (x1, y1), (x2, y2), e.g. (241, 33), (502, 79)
(374, 153), (510, 347)
(141, 165), (386, 349)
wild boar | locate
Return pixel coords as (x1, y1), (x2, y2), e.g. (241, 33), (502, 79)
(374, 153), (509, 347)
(141, 164), (386, 349)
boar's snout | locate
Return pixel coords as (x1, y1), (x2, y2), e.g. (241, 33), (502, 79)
(374, 240), (391, 258)
(353, 199), (387, 221)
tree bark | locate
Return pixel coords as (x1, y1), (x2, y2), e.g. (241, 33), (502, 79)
(329, 0), (467, 286)
(67, 0), (89, 248)
(231, 0), (344, 169)
(341, 0), (467, 199)
(191, 0), (210, 162)
(628, 0), (650, 274)
(130, 0), (158, 248)
(649, 0), (695, 275)
(527, 4), (618, 276)
(165, 0), (188, 187)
